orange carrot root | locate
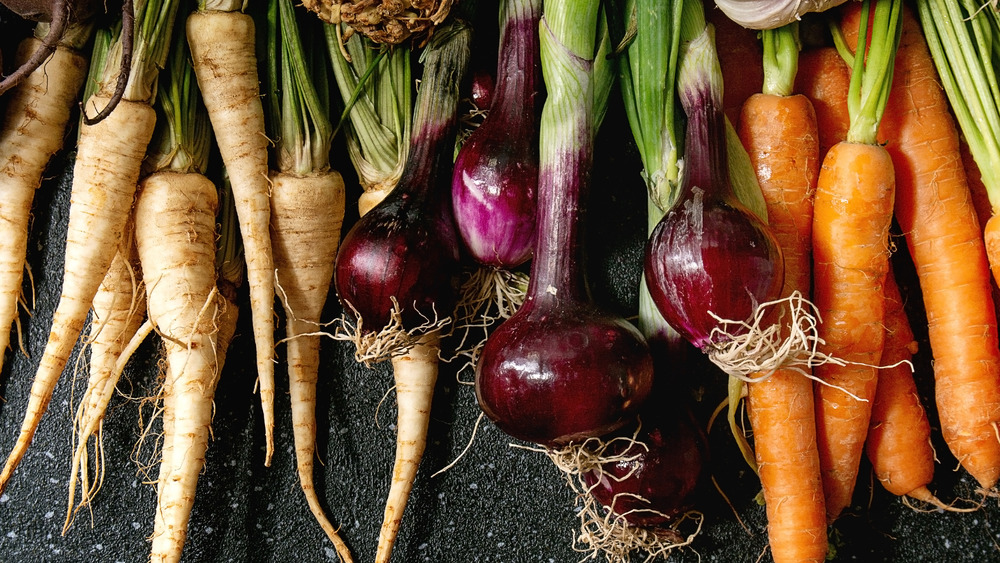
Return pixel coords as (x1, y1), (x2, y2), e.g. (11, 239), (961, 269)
(793, 47), (851, 159)
(812, 140), (894, 522)
(841, 3), (1000, 491)
(739, 90), (827, 562)
(866, 267), (937, 502)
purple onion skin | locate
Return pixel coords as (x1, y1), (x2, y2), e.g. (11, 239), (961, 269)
(474, 18), (653, 444)
(582, 405), (707, 528)
(644, 83), (783, 350)
(335, 185), (461, 331)
(470, 69), (495, 110)
(475, 300), (654, 445)
(451, 1), (542, 268)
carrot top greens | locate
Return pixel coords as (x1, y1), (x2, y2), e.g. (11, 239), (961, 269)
(917, 0), (1000, 207)
(761, 23), (800, 98)
(844, 0), (902, 145)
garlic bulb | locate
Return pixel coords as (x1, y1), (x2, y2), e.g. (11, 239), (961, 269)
(712, 0), (849, 30)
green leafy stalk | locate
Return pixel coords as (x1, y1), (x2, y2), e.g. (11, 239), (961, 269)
(80, 24), (116, 129)
(144, 16), (212, 175)
(36, 19), (94, 50)
(538, 0), (614, 163)
(98, 0), (183, 103)
(613, 0), (684, 213)
(917, 0), (1000, 207)
(265, 0), (333, 175)
(326, 27), (412, 193)
(762, 23), (800, 97)
(845, 0), (902, 145)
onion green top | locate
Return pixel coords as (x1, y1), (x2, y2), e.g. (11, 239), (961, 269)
(613, 0), (684, 213)
(538, 0), (614, 162)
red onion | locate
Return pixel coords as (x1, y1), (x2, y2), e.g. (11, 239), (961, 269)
(474, 4), (653, 446)
(334, 24), (470, 333)
(451, 0), (542, 269)
(643, 28), (784, 351)
(582, 404), (707, 528)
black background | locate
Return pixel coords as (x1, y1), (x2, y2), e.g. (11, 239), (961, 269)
(1, 2), (999, 562)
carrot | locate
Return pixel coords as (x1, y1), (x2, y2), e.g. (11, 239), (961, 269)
(843, 2), (1000, 491)
(0, 0), (178, 494)
(187, 2), (277, 465)
(957, 138), (1000, 322)
(737, 23), (827, 563)
(864, 265), (945, 506)
(961, 138), (993, 235)
(793, 46), (851, 159)
(708, 5), (764, 125)
(0, 23), (89, 377)
(812, 0), (901, 523)
(63, 226), (148, 531)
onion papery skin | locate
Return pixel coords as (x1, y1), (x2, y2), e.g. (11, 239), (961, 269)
(582, 405), (707, 528)
(475, 299), (654, 446)
(712, 0), (849, 30)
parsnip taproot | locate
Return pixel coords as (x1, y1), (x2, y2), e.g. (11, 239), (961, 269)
(0, 22), (91, 377)
(187, 2), (277, 465)
(0, 0), (179, 494)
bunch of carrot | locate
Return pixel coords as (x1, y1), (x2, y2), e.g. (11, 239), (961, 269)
(720, 0), (1000, 560)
